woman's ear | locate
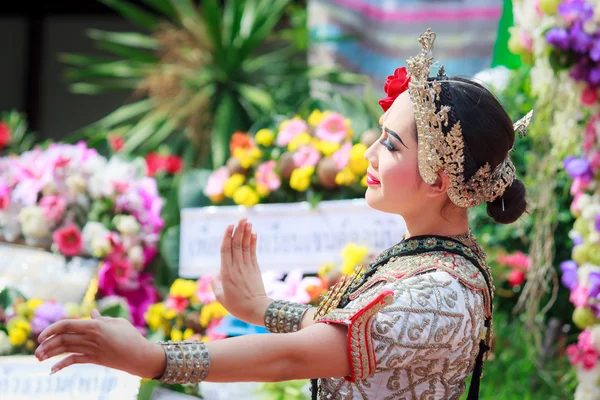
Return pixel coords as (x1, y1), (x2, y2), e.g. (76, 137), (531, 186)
(426, 171), (451, 198)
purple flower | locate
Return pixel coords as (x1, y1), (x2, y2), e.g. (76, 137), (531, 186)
(590, 41), (600, 62)
(564, 156), (593, 178)
(595, 214), (600, 232)
(558, 0), (595, 22)
(546, 28), (571, 50)
(573, 235), (585, 246)
(561, 260), (579, 290)
(31, 302), (66, 335)
(590, 271), (600, 298)
(569, 23), (593, 54)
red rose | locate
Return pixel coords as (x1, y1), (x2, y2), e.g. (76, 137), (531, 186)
(0, 122), (11, 150)
(507, 269), (526, 287)
(165, 155), (184, 174)
(53, 224), (83, 257)
(108, 135), (125, 152)
(378, 67), (411, 112)
(145, 152), (166, 176)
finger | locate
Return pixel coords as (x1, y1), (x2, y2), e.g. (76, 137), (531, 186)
(211, 275), (223, 297)
(220, 224), (234, 270)
(231, 219), (246, 251)
(38, 319), (99, 343)
(250, 232), (259, 269)
(50, 354), (95, 375)
(36, 333), (97, 361)
(241, 223), (253, 265)
(39, 344), (95, 362)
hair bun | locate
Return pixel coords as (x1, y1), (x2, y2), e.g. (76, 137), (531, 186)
(486, 179), (528, 224)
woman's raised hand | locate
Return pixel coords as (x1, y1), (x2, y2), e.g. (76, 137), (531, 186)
(35, 309), (165, 378)
(213, 219), (272, 326)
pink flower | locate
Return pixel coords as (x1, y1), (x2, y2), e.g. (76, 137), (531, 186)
(0, 183), (10, 210)
(582, 349), (599, 370)
(108, 135), (124, 152)
(585, 114), (600, 153)
(143, 246), (157, 267)
(206, 319), (227, 341)
(204, 167), (230, 197)
(166, 296), (189, 313)
(519, 31), (533, 52)
(120, 273), (158, 328)
(570, 285), (590, 308)
(332, 142), (352, 170)
(507, 270), (526, 287)
(566, 344), (580, 366)
(268, 270), (322, 304)
(276, 119), (308, 146)
(571, 176), (591, 196)
(292, 146), (321, 168)
(497, 251), (530, 270)
(52, 224), (83, 257)
(579, 330), (596, 352)
(590, 151), (600, 172)
(196, 275), (216, 305)
(571, 192), (584, 214)
(255, 161), (281, 191)
(315, 113), (348, 143)
(39, 195), (67, 223)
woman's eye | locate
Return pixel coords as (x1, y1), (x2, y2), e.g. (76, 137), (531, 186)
(379, 138), (397, 152)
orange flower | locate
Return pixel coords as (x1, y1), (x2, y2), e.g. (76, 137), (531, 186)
(230, 132), (254, 154)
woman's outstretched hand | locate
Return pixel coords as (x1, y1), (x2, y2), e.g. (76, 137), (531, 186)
(213, 219), (272, 326)
(35, 309), (165, 378)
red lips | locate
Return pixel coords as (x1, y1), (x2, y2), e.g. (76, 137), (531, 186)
(366, 172), (380, 186)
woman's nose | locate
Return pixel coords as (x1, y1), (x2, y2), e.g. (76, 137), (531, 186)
(364, 140), (378, 169)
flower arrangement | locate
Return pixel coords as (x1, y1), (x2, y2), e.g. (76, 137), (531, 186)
(203, 110), (378, 207)
(0, 143), (165, 327)
(496, 251), (532, 288)
(0, 289), (89, 356)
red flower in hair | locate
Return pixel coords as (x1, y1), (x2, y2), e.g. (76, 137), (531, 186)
(379, 67), (410, 112)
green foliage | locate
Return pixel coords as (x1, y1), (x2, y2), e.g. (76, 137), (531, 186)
(0, 110), (38, 155)
(63, 0), (366, 169)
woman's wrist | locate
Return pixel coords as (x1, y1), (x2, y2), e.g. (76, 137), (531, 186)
(146, 341), (168, 379)
(252, 297), (275, 327)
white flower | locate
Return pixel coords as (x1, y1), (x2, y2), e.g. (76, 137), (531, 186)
(18, 205), (50, 238)
(590, 326), (600, 351)
(115, 215), (140, 235)
(579, 263), (600, 284)
(128, 245), (144, 268)
(82, 222), (111, 257)
(0, 331), (11, 355)
(474, 67), (511, 93)
(66, 174), (87, 194)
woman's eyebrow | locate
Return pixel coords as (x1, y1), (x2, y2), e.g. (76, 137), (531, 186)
(379, 125), (409, 149)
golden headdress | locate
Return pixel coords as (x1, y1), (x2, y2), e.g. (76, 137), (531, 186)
(405, 29), (533, 208)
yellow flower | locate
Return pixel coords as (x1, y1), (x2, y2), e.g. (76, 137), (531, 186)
(341, 243), (369, 275)
(27, 298), (44, 312)
(290, 166), (315, 192)
(209, 194), (225, 204)
(335, 167), (356, 186)
(171, 328), (183, 342)
(345, 119), (354, 140)
(255, 129), (275, 147)
(224, 174), (246, 198)
(318, 263), (335, 278)
(287, 132), (312, 152)
(170, 279), (197, 299)
(7, 316), (31, 333)
(164, 309), (177, 320)
(145, 303), (167, 331)
(256, 183), (270, 197)
(183, 328), (195, 340)
(308, 109), (324, 126)
(202, 335), (211, 343)
(313, 139), (341, 156)
(233, 185), (260, 207)
(64, 302), (82, 319)
(233, 147), (262, 169)
(9, 328), (28, 347)
(360, 175), (368, 187)
(199, 302), (229, 328)
(349, 144), (369, 174)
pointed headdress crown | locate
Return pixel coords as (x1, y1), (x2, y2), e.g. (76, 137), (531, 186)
(404, 29), (533, 208)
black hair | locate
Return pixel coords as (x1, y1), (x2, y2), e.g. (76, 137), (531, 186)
(433, 76), (528, 224)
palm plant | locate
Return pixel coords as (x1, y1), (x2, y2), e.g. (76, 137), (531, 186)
(62, 0), (365, 168)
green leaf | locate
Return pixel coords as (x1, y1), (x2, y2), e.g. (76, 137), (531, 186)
(0, 287), (26, 309)
(237, 0), (290, 62)
(211, 93), (237, 168)
(94, 99), (155, 129)
(100, 303), (132, 320)
(159, 225), (181, 280)
(139, 118), (180, 153)
(69, 80), (140, 94)
(60, 53), (116, 67)
(87, 29), (158, 50)
(237, 84), (274, 111)
(142, 0), (176, 18)
(65, 61), (149, 80)
(170, 0), (210, 45)
(94, 41), (158, 63)
(121, 112), (170, 153)
(200, 0), (223, 55)
(137, 379), (160, 400)
(178, 168), (214, 209)
(99, 0), (160, 30)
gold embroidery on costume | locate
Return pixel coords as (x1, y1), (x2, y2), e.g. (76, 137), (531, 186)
(315, 266), (363, 320)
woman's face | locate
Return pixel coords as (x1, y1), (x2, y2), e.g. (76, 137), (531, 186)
(364, 92), (428, 216)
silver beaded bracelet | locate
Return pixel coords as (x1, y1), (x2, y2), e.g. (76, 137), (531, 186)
(264, 300), (311, 333)
(157, 340), (211, 384)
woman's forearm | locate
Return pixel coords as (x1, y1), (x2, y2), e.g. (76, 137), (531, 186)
(147, 323), (350, 383)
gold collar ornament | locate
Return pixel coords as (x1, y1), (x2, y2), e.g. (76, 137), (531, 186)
(405, 29), (533, 208)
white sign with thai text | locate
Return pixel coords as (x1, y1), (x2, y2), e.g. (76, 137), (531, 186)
(0, 356), (140, 400)
(179, 199), (406, 278)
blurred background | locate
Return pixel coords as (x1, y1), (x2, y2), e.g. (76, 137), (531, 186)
(1, 0), (599, 399)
